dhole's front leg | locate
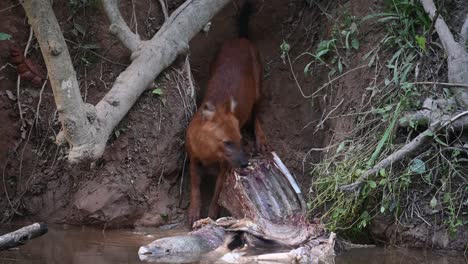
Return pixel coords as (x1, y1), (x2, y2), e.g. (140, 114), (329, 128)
(188, 159), (201, 226)
(255, 116), (270, 153)
(208, 163), (227, 219)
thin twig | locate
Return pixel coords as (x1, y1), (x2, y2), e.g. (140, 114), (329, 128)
(0, 3), (20, 13)
(64, 39), (129, 67)
(131, 0), (138, 35)
(24, 26), (34, 57)
(313, 98), (344, 133)
(158, 0), (169, 21)
(288, 52), (367, 99)
(180, 153), (187, 197)
(410, 81), (468, 88)
(99, 62), (109, 90)
(84, 67), (88, 103)
(35, 80), (48, 127)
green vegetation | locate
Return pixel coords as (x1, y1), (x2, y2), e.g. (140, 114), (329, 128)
(0, 32), (12, 41)
(69, 0), (99, 13)
(303, 11), (361, 76)
(305, 0), (467, 240)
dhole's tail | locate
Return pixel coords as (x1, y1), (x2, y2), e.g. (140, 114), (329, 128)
(238, 1), (253, 39)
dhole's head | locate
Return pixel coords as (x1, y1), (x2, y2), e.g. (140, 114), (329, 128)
(195, 98), (248, 168)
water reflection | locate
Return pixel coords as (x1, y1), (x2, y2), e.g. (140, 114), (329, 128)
(0, 224), (187, 264)
(0, 225), (466, 264)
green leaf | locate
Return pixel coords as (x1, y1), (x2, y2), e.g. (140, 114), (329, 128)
(443, 193), (451, 203)
(280, 40), (290, 53)
(345, 31), (351, 50)
(415, 36), (426, 51)
(430, 197), (437, 208)
(336, 141), (346, 153)
(368, 101), (402, 167)
(423, 174), (431, 183)
(361, 12), (398, 22)
(379, 168), (386, 177)
(304, 62), (313, 75)
(434, 135), (449, 147)
(368, 180), (377, 189)
(351, 38), (359, 50)
(409, 158), (426, 174)
(0, 32), (12, 41)
(152, 88), (163, 95)
(338, 59), (343, 73)
(82, 44), (100, 50)
(160, 214), (169, 221)
(423, 130), (434, 137)
(74, 23), (86, 35)
(315, 49), (329, 59)
(368, 53), (376, 67)
(376, 16), (399, 23)
(380, 206), (386, 213)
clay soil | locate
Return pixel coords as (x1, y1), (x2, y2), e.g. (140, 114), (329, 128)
(0, 0), (466, 250)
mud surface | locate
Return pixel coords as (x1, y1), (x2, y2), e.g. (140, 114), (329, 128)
(0, 0), (340, 227)
(0, 0), (466, 251)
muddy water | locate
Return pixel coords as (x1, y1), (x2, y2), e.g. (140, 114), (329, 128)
(0, 225), (466, 264)
(0, 224), (187, 264)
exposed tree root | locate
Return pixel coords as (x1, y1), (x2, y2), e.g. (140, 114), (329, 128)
(341, 111), (468, 193)
(23, 0), (230, 163)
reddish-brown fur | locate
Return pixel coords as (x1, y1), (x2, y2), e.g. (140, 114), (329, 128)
(185, 37), (269, 225)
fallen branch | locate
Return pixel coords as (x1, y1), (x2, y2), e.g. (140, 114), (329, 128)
(409, 81), (468, 88)
(340, 111), (468, 193)
(23, 0), (230, 163)
(0, 223), (48, 251)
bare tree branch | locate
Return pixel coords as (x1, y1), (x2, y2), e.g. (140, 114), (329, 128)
(101, 0), (141, 52)
(94, 0), (230, 158)
(158, 0), (169, 21)
(420, 0), (468, 108)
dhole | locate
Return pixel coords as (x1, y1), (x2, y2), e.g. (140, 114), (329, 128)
(185, 1), (268, 225)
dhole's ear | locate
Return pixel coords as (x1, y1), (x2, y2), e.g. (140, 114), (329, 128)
(226, 97), (237, 113)
(201, 101), (215, 120)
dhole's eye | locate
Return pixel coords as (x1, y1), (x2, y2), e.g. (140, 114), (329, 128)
(223, 141), (234, 147)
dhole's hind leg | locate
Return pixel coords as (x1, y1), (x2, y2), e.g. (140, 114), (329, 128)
(208, 164), (227, 219)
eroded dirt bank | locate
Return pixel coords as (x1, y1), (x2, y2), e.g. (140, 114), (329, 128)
(0, 0), (466, 250)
